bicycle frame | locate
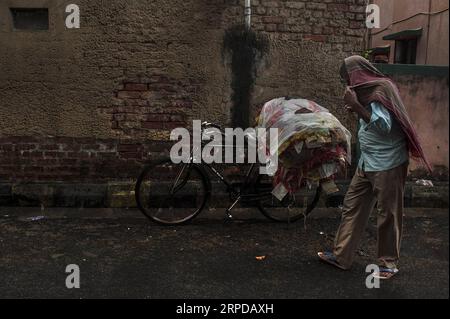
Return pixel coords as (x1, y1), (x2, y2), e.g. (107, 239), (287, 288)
(135, 122), (322, 224)
(180, 147), (268, 218)
(202, 162), (256, 192)
(167, 122), (308, 219)
(203, 161), (261, 217)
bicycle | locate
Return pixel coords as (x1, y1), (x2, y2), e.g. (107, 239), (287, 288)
(135, 122), (322, 225)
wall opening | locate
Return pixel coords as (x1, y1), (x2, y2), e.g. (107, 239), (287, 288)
(394, 39), (418, 64)
(10, 8), (49, 31)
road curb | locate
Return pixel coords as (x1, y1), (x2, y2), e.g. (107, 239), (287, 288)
(0, 180), (448, 209)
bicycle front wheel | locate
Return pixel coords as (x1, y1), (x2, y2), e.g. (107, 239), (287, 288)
(255, 175), (321, 223)
(135, 158), (209, 225)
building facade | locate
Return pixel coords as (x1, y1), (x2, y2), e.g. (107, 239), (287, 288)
(369, 0), (449, 65)
(0, 0), (368, 183)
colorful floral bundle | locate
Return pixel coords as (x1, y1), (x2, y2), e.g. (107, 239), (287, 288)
(258, 97), (352, 194)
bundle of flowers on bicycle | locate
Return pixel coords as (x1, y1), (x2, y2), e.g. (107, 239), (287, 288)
(258, 97), (352, 199)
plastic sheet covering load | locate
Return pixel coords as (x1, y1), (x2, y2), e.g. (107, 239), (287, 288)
(258, 97), (352, 195)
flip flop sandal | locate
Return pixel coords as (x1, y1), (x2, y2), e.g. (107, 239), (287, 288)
(318, 252), (347, 270)
(373, 267), (399, 280)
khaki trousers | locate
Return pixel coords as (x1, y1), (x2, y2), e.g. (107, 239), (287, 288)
(333, 162), (408, 269)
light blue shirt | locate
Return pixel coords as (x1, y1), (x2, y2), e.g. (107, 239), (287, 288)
(358, 102), (409, 172)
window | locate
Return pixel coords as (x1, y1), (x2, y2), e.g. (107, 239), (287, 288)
(394, 39), (418, 64)
(10, 8), (49, 31)
(383, 28), (422, 65)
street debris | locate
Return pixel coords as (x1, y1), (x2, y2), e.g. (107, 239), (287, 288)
(28, 216), (45, 222)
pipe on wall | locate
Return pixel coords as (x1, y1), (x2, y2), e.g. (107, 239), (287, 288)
(245, 0), (251, 30)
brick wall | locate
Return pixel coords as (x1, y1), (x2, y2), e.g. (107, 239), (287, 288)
(104, 75), (198, 138)
(248, 0), (367, 51)
(0, 136), (172, 182)
(0, 0), (368, 182)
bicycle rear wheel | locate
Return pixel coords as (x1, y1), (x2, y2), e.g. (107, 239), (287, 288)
(135, 158), (209, 225)
(255, 175), (321, 223)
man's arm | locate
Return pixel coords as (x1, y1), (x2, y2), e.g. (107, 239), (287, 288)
(343, 87), (372, 123)
(366, 101), (392, 134)
(344, 87), (392, 133)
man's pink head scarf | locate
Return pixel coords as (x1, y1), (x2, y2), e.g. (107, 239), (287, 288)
(343, 55), (432, 172)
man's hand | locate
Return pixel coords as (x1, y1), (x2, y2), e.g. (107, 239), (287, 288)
(345, 104), (355, 113)
(343, 87), (361, 113)
(343, 87), (372, 123)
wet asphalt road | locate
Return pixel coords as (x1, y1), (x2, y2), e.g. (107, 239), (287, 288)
(0, 208), (448, 299)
